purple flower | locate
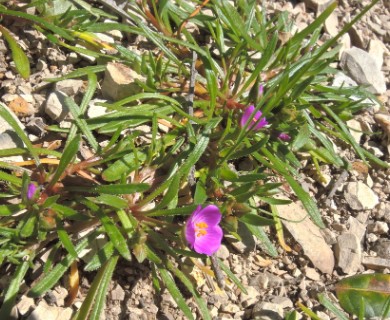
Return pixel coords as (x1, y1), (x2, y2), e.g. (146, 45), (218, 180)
(258, 84), (264, 96)
(27, 183), (37, 200)
(240, 105), (268, 131)
(185, 205), (223, 256)
(278, 133), (291, 141)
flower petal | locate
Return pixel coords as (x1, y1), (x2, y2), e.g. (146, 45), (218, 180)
(240, 105), (255, 128)
(194, 225), (223, 255)
(192, 205), (222, 227)
(185, 220), (196, 249)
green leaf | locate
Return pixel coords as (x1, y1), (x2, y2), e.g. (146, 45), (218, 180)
(90, 194), (128, 209)
(73, 255), (119, 320)
(318, 293), (349, 320)
(0, 259), (30, 318)
(92, 183), (149, 195)
(158, 267), (194, 320)
(217, 258), (247, 294)
(29, 230), (99, 297)
(96, 210), (131, 260)
(335, 273), (390, 319)
(291, 123), (310, 151)
(0, 25), (30, 79)
(0, 204), (25, 216)
(47, 135), (80, 189)
(239, 213), (275, 226)
(0, 8), (74, 41)
(56, 219), (78, 259)
(0, 103), (40, 165)
(84, 241), (115, 272)
(102, 152), (146, 182)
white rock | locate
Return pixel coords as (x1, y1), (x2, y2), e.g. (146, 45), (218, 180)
(346, 119), (363, 144)
(101, 62), (145, 101)
(87, 99), (108, 119)
(344, 181), (379, 210)
(45, 91), (70, 122)
(239, 286), (259, 307)
(110, 284), (125, 301)
(340, 47), (387, 94)
(362, 256), (390, 270)
(368, 39), (387, 69)
(216, 244), (229, 260)
(335, 233), (361, 274)
(277, 200), (334, 274)
(324, 11), (338, 37)
(16, 295), (35, 316)
(368, 221), (389, 235)
(364, 141), (384, 157)
(0, 132), (24, 162)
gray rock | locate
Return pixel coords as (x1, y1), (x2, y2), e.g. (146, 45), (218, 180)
(55, 79), (84, 97)
(252, 301), (284, 320)
(335, 233), (361, 274)
(16, 295), (35, 316)
(0, 131), (25, 162)
(373, 239), (390, 259)
(45, 91), (70, 122)
(347, 216), (366, 241)
(340, 47), (387, 94)
(110, 284), (125, 301)
(239, 286), (259, 307)
(362, 256), (390, 270)
(344, 181), (379, 211)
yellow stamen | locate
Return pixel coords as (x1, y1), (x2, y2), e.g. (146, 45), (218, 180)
(195, 221), (208, 237)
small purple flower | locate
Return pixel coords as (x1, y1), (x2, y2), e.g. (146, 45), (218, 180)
(278, 133), (291, 141)
(258, 84), (264, 96)
(27, 183), (37, 200)
(240, 105), (268, 131)
(185, 205), (223, 256)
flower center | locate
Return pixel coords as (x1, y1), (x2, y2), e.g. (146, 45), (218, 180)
(195, 221), (208, 237)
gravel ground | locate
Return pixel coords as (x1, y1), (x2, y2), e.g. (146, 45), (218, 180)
(0, 0), (389, 319)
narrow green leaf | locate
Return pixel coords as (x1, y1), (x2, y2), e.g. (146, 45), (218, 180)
(29, 230), (99, 297)
(318, 293), (349, 320)
(239, 213), (275, 226)
(0, 25), (30, 79)
(245, 224), (278, 257)
(0, 259), (30, 318)
(56, 219), (78, 259)
(73, 255), (119, 320)
(0, 204), (25, 216)
(158, 268), (194, 320)
(92, 183), (149, 195)
(217, 258), (247, 294)
(47, 135), (80, 189)
(0, 103), (40, 165)
(84, 241), (115, 272)
(90, 194), (128, 209)
(96, 210), (131, 260)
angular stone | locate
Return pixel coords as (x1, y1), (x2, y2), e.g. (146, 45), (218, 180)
(45, 91), (70, 122)
(55, 79), (83, 97)
(278, 201), (334, 274)
(335, 233), (361, 274)
(347, 216), (366, 242)
(101, 62), (145, 101)
(110, 284), (125, 301)
(373, 239), (390, 259)
(252, 301), (283, 320)
(368, 39), (386, 69)
(362, 256), (390, 270)
(340, 47), (387, 94)
(16, 295), (35, 316)
(346, 119), (363, 144)
(303, 0), (333, 12)
(239, 285), (259, 307)
(87, 99), (108, 119)
(344, 181), (379, 211)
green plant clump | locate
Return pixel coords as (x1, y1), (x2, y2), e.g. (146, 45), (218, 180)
(0, 0), (387, 319)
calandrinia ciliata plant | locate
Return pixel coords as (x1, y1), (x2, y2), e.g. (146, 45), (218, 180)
(0, 0), (386, 319)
